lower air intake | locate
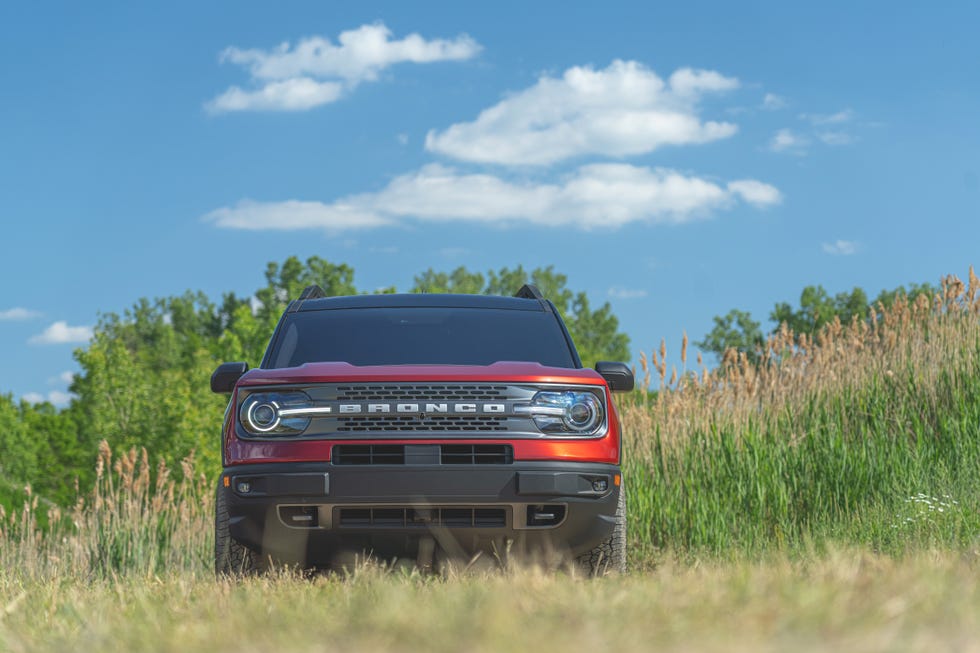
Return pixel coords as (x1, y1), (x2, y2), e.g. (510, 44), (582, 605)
(337, 507), (507, 528)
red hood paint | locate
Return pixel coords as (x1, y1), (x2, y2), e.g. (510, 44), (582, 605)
(237, 361), (608, 387)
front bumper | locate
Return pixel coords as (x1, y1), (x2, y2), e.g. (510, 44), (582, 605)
(221, 460), (621, 565)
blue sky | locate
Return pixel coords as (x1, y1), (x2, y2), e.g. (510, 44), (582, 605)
(2, 1), (978, 405)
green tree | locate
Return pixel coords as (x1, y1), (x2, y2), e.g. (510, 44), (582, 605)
(563, 292), (630, 367)
(770, 286), (869, 334)
(0, 395), (34, 492)
(412, 267), (485, 294)
(22, 401), (84, 505)
(873, 282), (938, 309)
(694, 309), (764, 361)
(255, 256), (357, 325)
(0, 394), (84, 508)
(72, 297), (227, 475)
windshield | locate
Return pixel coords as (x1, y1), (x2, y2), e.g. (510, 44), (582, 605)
(267, 306), (577, 368)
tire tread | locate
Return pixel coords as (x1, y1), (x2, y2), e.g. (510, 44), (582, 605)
(576, 485), (627, 576)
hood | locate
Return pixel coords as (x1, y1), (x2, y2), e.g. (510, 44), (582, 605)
(237, 361), (606, 387)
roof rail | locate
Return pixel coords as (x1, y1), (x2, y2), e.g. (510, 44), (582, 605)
(298, 284), (326, 300)
(514, 284), (544, 300)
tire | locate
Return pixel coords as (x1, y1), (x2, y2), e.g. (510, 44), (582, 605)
(214, 482), (263, 577)
(576, 484), (627, 576)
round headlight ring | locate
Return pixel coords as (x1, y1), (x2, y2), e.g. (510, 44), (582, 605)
(245, 399), (282, 433)
(568, 402), (592, 425)
(563, 392), (601, 432)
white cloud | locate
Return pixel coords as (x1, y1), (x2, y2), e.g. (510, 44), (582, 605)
(425, 60), (739, 166)
(48, 371), (75, 385)
(668, 68), (740, 97)
(727, 180), (783, 206)
(397, 133), (409, 145)
(817, 131), (853, 146)
(29, 321), (93, 345)
(0, 307), (40, 321)
(206, 163), (780, 232)
(769, 128), (808, 153)
(762, 93), (786, 110)
(222, 23), (481, 82)
(780, 109), (859, 148)
(608, 287), (648, 299)
(22, 390), (73, 407)
(802, 109), (855, 125)
(822, 239), (859, 256)
(207, 78), (343, 113)
(203, 199), (393, 231)
(49, 391), (73, 406)
(207, 23), (481, 113)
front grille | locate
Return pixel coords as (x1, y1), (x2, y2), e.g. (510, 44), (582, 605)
(333, 444), (405, 465)
(336, 384), (508, 401)
(441, 444), (513, 465)
(337, 506), (507, 528)
(333, 444), (513, 465)
(236, 383), (603, 439)
(337, 415), (508, 432)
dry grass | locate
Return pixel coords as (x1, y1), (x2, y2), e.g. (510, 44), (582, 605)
(1, 551), (978, 653)
(628, 268), (980, 454)
(0, 442), (212, 579)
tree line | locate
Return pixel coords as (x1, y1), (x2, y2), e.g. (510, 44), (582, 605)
(695, 281), (938, 361)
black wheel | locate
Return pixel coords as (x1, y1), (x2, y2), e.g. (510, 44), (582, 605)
(576, 484), (627, 576)
(214, 482), (263, 577)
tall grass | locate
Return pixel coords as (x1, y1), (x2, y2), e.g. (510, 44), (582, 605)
(0, 442), (212, 578)
(2, 270), (979, 576)
(623, 269), (980, 556)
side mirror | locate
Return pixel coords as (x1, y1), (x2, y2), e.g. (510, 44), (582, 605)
(595, 361), (634, 392)
(211, 362), (249, 394)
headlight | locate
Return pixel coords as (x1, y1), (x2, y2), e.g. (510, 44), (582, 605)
(239, 391), (315, 436)
(515, 390), (604, 435)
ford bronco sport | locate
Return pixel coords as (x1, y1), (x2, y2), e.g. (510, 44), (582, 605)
(210, 284), (633, 575)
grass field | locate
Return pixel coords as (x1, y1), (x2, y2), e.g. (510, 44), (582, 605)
(2, 271), (979, 651)
(2, 552), (978, 653)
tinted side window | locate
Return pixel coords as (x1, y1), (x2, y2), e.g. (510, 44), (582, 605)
(270, 307), (576, 368)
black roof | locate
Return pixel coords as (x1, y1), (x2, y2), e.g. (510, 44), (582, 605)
(293, 293), (547, 312)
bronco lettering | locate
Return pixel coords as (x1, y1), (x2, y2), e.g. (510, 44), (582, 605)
(335, 402), (507, 414)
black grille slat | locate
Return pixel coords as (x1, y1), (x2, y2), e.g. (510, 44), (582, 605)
(371, 508), (406, 526)
(337, 415), (508, 432)
(335, 384), (508, 402)
(333, 444), (513, 465)
(440, 508), (473, 527)
(441, 444), (513, 465)
(332, 444), (405, 465)
(337, 507), (508, 528)
(340, 508), (372, 526)
(473, 509), (507, 527)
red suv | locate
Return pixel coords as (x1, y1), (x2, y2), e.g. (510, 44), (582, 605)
(210, 284), (633, 575)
